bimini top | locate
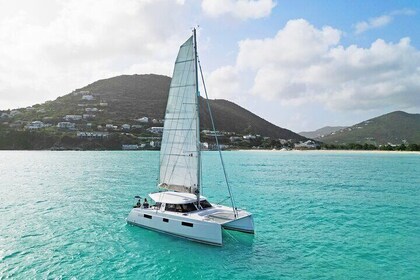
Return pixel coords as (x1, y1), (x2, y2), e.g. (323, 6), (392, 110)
(149, 191), (207, 204)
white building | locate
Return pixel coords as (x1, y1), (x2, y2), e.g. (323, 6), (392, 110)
(82, 114), (96, 119)
(136, 117), (149, 123)
(202, 130), (224, 137)
(294, 140), (318, 149)
(77, 131), (109, 139)
(26, 121), (44, 129)
(105, 124), (118, 130)
(150, 141), (162, 148)
(81, 95), (94, 101)
(57, 122), (76, 129)
(121, 124), (131, 130)
(148, 127), (164, 134)
(64, 115), (82, 121)
(200, 142), (209, 150)
(122, 144), (139, 150)
(85, 107), (98, 112)
(243, 134), (256, 140)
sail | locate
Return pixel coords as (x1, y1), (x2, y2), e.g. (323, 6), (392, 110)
(159, 36), (199, 194)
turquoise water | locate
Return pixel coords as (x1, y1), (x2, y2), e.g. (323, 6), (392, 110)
(0, 151), (419, 279)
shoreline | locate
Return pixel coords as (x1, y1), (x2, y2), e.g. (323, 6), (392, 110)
(0, 149), (419, 154)
(235, 149), (420, 154)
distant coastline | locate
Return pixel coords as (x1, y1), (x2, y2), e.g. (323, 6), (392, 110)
(0, 149), (419, 155)
(236, 149), (420, 154)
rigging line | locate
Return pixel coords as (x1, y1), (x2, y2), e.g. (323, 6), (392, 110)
(216, 196), (232, 205)
(197, 57), (238, 218)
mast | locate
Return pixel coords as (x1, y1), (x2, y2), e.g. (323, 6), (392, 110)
(193, 28), (201, 205)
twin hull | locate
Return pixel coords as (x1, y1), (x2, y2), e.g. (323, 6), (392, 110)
(127, 207), (254, 246)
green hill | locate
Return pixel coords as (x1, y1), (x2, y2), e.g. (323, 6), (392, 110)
(318, 111), (420, 146)
(0, 74), (305, 150)
(74, 74), (303, 139)
(299, 126), (347, 139)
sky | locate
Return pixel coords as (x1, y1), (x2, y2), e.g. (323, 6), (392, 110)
(0, 0), (419, 132)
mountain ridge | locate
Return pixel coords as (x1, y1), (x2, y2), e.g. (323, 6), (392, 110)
(318, 111), (420, 145)
(1, 74), (305, 141)
(299, 126), (347, 139)
(69, 74), (305, 140)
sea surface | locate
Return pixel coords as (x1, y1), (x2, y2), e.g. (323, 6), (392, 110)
(0, 150), (419, 279)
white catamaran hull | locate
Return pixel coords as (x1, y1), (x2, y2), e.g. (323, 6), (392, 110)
(127, 203), (254, 246)
(127, 208), (223, 246)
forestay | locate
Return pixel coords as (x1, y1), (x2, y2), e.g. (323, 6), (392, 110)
(159, 36), (199, 194)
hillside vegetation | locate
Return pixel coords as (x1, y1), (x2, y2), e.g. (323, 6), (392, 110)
(318, 111), (420, 145)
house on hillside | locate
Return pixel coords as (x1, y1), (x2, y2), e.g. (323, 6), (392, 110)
(83, 114), (96, 120)
(105, 124), (118, 130)
(64, 115), (82, 121)
(243, 134), (256, 140)
(77, 131), (109, 139)
(57, 122), (76, 130)
(294, 140), (318, 150)
(149, 141), (161, 148)
(202, 130), (224, 137)
(136, 117), (149, 123)
(82, 95), (94, 101)
(148, 127), (164, 134)
(122, 144), (138, 150)
(121, 124), (131, 130)
(26, 121), (45, 130)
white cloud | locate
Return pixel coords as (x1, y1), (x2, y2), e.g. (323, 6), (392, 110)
(0, 0), (194, 109)
(354, 9), (416, 34)
(355, 15), (392, 34)
(206, 66), (240, 98)
(201, 0), (276, 20)
(208, 19), (420, 111)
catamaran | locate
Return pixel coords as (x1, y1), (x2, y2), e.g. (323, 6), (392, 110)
(127, 29), (254, 246)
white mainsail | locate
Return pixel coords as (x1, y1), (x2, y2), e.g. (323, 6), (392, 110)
(159, 36), (200, 194)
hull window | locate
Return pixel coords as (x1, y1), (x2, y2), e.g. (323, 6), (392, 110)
(144, 214), (152, 219)
(181, 222), (193, 227)
(163, 218), (169, 223)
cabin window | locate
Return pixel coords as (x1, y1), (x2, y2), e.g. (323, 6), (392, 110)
(165, 204), (176, 212)
(154, 202), (162, 208)
(200, 200), (212, 209)
(181, 222), (193, 227)
(163, 218), (169, 223)
(165, 203), (197, 213)
(143, 214), (152, 219)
